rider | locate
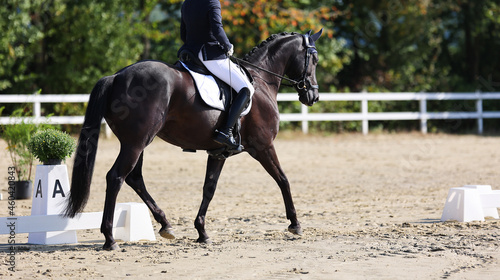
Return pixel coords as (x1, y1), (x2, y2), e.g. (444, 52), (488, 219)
(178, 0), (255, 151)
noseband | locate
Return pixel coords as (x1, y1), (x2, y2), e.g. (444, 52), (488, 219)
(230, 34), (319, 93)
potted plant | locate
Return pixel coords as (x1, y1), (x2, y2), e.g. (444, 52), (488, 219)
(2, 107), (51, 199)
(27, 128), (76, 244)
(28, 128), (76, 165)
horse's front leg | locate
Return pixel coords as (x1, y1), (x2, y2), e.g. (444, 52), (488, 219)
(194, 156), (226, 243)
(251, 144), (302, 235)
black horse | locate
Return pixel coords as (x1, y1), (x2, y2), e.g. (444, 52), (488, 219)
(65, 29), (323, 250)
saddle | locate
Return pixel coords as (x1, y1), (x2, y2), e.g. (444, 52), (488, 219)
(176, 50), (253, 159)
(178, 50), (211, 75)
(177, 50), (253, 112)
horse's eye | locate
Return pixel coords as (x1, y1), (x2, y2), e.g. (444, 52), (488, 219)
(313, 54), (318, 64)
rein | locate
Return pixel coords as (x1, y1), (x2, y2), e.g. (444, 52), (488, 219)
(230, 56), (299, 87)
(231, 34), (318, 90)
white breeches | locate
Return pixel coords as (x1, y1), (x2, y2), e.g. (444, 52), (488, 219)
(199, 50), (255, 96)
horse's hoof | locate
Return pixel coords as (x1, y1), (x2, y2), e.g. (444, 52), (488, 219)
(159, 227), (175, 240)
(103, 242), (120, 251)
(196, 237), (212, 244)
(288, 225), (303, 236)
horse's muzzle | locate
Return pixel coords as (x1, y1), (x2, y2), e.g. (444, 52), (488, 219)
(299, 89), (319, 106)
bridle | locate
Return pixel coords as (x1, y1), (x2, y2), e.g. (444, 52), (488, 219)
(291, 34), (319, 91)
(231, 33), (319, 92)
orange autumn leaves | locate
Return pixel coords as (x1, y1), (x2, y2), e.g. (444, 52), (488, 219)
(220, 0), (336, 48)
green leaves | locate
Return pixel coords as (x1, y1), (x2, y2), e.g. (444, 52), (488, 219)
(28, 128), (76, 164)
(1, 1), (146, 94)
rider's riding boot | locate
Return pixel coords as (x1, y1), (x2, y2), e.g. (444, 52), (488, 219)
(214, 87), (251, 150)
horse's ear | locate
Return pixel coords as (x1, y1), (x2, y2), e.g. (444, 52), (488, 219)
(306, 30), (312, 36)
(311, 28), (324, 42)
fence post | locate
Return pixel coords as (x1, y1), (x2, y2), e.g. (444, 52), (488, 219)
(419, 93), (427, 134)
(476, 90), (483, 134)
(301, 104), (308, 134)
(33, 91), (41, 122)
(361, 90), (368, 135)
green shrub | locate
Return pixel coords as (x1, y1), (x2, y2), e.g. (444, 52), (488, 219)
(28, 129), (76, 164)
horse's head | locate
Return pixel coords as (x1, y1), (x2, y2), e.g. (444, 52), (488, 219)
(242, 29), (323, 106)
(291, 29), (323, 106)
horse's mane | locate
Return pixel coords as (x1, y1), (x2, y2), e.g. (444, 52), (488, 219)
(243, 32), (299, 61)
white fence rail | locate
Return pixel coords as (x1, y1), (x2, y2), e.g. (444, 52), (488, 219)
(0, 94), (89, 125)
(279, 92), (500, 134)
(2, 92), (500, 135)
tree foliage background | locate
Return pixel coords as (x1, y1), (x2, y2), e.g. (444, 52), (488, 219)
(1, 0), (499, 132)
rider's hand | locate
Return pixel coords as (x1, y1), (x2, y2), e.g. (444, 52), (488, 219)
(227, 44), (234, 56)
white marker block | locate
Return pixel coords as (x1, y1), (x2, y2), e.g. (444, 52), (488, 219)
(464, 185), (500, 219)
(113, 202), (156, 242)
(441, 185), (500, 222)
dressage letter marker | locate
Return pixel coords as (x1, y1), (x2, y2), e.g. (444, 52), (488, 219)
(35, 180), (43, 198)
(0, 166), (156, 246)
(29, 164), (77, 244)
(0, 164), (157, 245)
(52, 180), (66, 198)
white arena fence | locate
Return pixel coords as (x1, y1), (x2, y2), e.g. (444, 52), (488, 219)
(1, 92), (500, 135)
(0, 93), (113, 138)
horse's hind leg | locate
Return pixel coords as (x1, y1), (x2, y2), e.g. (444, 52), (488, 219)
(125, 152), (175, 239)
(194, 156), (226, 243)
(102, 145), (144, 250)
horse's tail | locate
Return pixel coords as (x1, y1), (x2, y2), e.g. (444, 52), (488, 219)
(64, 76), (114, 218)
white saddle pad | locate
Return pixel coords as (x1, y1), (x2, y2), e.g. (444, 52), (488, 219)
(180, 61), (251, 116)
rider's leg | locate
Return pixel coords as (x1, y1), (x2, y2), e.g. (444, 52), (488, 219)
(213, 87), (250, 149)
(199, 52), (254, 149)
